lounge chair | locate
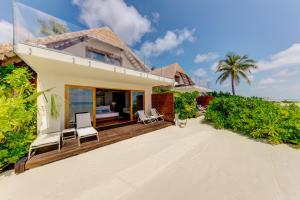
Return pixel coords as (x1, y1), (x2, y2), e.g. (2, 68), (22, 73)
(150, 108), (164, 121)
(28, 131), (61, 160)
(137, 110), (156, 124)
(197, 104), (206, 113)
(75, 112), (99, 146)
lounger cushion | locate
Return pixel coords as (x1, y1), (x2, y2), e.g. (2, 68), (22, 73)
(31, 132), (61, 147)
(77, 127), (98, 138)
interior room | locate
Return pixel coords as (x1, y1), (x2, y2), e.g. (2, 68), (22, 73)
(66, 85), (145, 129)
(95, 89), (131, 128)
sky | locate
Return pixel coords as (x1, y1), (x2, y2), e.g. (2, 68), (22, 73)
(0, 0), (299, 100)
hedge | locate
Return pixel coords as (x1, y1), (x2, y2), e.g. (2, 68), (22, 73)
(205, 95), (300, 146)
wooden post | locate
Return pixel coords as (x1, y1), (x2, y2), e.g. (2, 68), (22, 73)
(93, 87), (96, 127)
(130, 90), (133, 122)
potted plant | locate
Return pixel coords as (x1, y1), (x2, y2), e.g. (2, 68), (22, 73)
(178, 115), (187, 128)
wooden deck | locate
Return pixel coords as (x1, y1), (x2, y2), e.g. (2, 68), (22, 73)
(25, 121), (172, 170)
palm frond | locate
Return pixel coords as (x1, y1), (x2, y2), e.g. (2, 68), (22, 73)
(216, 71), (230, 84)
(215, 52), (257, 94)
(238, 70), (251, 84)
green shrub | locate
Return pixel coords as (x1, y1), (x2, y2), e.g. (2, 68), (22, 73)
(0, 65), (38, 171)
(205, 95), (300, 146)
(174, 91), (199, 120)
(153, 86), (171, 94)
(206, 91), (232, 98)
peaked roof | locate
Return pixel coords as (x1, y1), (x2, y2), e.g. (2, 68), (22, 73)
(151, 63), (195, 86)
(151, 63), (185, 79)
(31, 27), (125, 50)
(0, 43), (13, 54)
(0, 27), (149, 72)
(0, 43), (16, 64)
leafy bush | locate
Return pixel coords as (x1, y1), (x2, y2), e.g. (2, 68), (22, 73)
(174, 91), (199, 120)
(153, 86), (171, 94)
(205, 95), (300, 146)
(0, 65), (38, 171)
(206, 91), (232, 98)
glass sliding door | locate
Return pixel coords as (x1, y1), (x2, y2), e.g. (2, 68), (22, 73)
(131, 91), (144, 120)
(66, 86), (95, 128)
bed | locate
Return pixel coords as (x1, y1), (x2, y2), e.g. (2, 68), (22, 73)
(96, 105), (119, 120)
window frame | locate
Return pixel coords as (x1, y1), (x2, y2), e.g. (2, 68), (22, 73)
(85, 46), (122, 66)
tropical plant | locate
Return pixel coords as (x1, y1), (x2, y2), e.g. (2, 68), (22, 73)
(153, 86), (171, 94)
(205, 95), (300, 147)
(206, 91), (232, 98)
(0, 65), (60, 171)
(174, 91), (199, 120)
(215, 53), (257, 95)
(37, 18), (69, 36)
(0, 65), (38, 170)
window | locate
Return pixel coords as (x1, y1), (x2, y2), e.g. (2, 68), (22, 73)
(86, 50), (105, 62)
(175, 75), (180, 83)
(107, 56), (121, 66)
(67, 87), (94, 128)
(86, 48), (122, 66)
(132, 91), (144, 120)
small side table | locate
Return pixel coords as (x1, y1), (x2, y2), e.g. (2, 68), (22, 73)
(62, 128), (76, 144)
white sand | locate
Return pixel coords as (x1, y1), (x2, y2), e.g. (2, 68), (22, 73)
(1, 117), (300, 200)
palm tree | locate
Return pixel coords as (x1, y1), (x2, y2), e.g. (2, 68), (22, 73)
(216, 53), (257, 95)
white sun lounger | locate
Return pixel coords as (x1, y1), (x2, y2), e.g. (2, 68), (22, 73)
(150, 108), (164, 121)
(197, 104), (206, 113)
(76, 112), (99, 146)
(137, 110), (156, 125)
(28, 131), (61, 160)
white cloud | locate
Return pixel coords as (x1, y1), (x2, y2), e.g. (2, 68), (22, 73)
(73, 0), (151, 45)
(0, 20), (13, 43)
(194, 68), (207, 77)
(258, 68), (297, 87)
(210, 62), (219, 72)
(192, 75), (213, 88)
(257, 43), (300, 71)
(139, 28), (195, 57)
(151, 12), (160, 24)
(194, 52), (219, 63)
(221, 80), (231, 88)
(259, 77), (279, 86)
(272, 69), (296, 78)
(175, 48), (184, 56)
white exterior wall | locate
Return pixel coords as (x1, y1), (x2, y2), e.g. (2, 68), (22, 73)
(15, 43), (173, 135)
(37, 72), (152, 134)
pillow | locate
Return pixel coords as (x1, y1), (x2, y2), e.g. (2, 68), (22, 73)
(96, 109), (110, 114)
(96, 105), (110, 112)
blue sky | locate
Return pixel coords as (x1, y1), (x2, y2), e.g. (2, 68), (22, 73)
(0, 0), (300, 100)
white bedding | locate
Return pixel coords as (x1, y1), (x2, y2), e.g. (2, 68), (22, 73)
(96, 112), (119, 119)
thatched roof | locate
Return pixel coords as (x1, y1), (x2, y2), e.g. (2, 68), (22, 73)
(0, 27), (149, 71)
(0, 43), (23, 66)
(151, 63), (194, 86)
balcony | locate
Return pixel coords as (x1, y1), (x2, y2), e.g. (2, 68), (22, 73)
(13, 2), (173, 85)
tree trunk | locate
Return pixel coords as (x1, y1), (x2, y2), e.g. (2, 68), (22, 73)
(231, 75), (236, 95)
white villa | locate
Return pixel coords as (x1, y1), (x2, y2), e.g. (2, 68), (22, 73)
(13, 27), (173, 133)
